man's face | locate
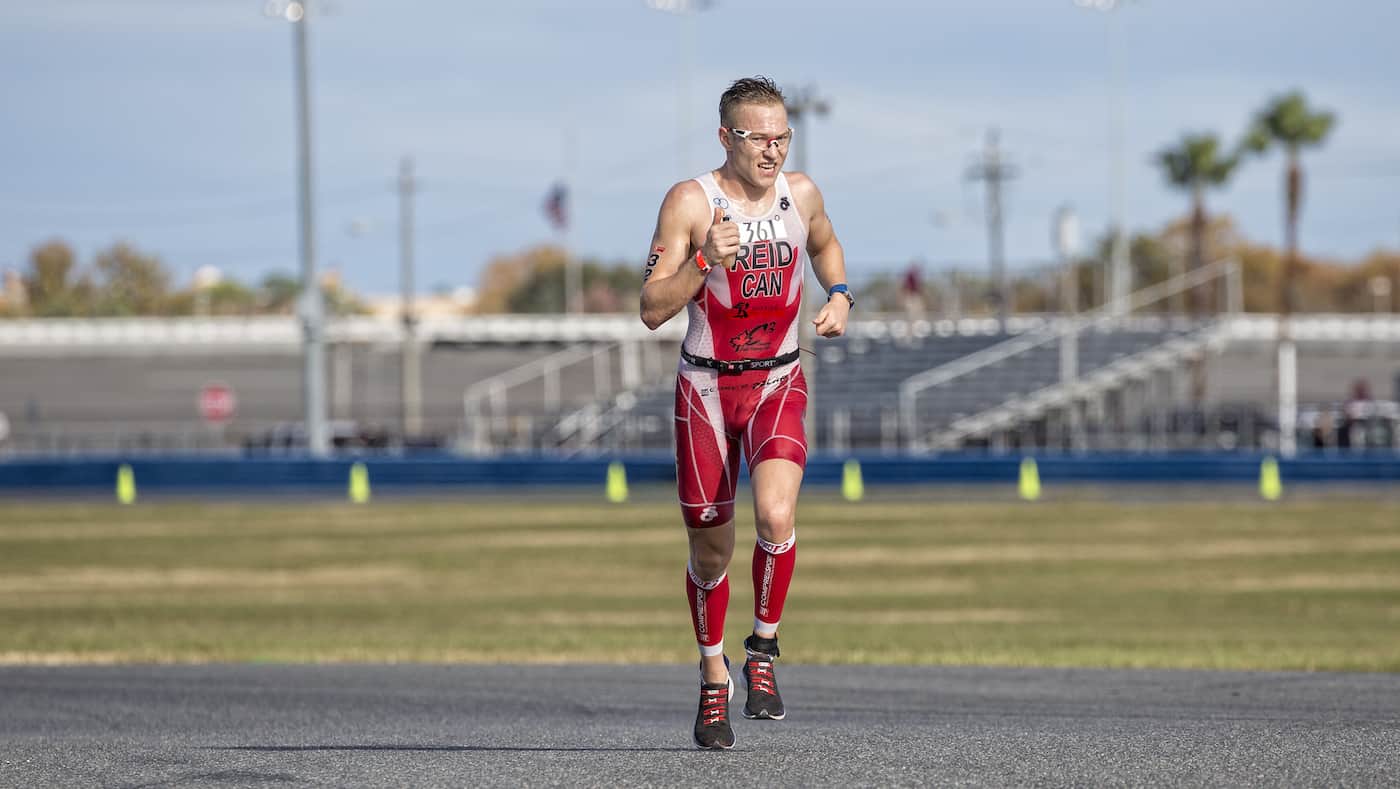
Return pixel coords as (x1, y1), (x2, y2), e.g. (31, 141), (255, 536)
(721, 102), (790, 189)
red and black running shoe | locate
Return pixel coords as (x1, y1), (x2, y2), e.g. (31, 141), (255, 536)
(693, 661), (735, 750)
(742, 634), (785, 720)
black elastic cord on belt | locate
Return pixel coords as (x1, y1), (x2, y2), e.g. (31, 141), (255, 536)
(680, 348), (801, 373)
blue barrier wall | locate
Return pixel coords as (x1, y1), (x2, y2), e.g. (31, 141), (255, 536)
(1, 453), (1397, 495)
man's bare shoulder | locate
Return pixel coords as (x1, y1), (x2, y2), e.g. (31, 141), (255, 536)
(660, 179), (710, 217)
(785, 171), (823, 203)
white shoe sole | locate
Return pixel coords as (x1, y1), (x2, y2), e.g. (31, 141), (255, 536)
(742, 708), (786, 721)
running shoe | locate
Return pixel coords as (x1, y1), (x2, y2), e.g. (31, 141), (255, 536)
(693, 658), (735, 750)
(742, 634), (785, 720)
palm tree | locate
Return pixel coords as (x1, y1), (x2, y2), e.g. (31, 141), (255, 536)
(1243, 90), (1336, 458)
(1155, 133), (1241, 314)
(1243, 91), (1337, 315)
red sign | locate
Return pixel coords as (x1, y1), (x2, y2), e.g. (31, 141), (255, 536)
(199, 382), (237, 424)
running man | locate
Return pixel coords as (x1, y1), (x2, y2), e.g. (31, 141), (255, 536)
(640, 76), (851, 750)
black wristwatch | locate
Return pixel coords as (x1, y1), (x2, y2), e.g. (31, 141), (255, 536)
(828, 283), (854, 309)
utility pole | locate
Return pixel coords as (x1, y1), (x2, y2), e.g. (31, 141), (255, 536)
(784, 85), (831, 451)
(1106, 4), (1131, 314)
(398, 156), (422, 438)
(784, 85), (830, 174)
(284, 0), (328, 457)
(1076, 0), (1135, 313)
(645, 0), (714, 175)
(966, 128), (1017, 331)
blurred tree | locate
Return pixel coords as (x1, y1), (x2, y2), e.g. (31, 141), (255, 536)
(23, 240), (95, 316)
(92, 242), (170, 316)
(505, 255), (567, 314)
(583, 277), (621, 313)
(1321, 250), (1399, 313)
(1069, 258), (1098, 314)
(0, 268), (26, 316)
(1010, 276), (1052, 313)
(257, 272), (301, 313)
(476, 246), (561, 313)
(169, 273), (336, 317)
(1129, 233), (1174, 310)
(509, 259), (637, 314)
(1155, 133), (1242, 313)
(1243, 91), (1337, 315)
(322, 281), (368, 317)
(1158, 215), (1248, 312)
(163, 291), (196, 315)
(476, 245), (642, 314)
(1219, 237), (1378, 313)
(1353, 251), (1400, 313)
(599, 260), (643, 311)
(1090, 231), (1173, 312)
(205, 280), (259, 315)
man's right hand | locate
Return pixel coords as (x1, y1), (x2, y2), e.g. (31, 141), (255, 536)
(702, 207), (740, 271)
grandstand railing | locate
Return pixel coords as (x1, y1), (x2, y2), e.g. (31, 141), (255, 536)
(929, 323), (1231, 451)
(460, 340), (677, 454)
(0, 314), (688, 356)
(899, 259), (1242, 452)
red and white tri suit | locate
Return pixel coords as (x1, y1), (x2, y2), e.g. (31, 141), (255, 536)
(674, 172), (809, 529)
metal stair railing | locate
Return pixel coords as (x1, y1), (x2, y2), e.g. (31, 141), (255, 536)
(899, 259), (1241, 451)
(928, 320), (1231, 450)
(462, 342), (639, 453)
(551, 371), (681, 454)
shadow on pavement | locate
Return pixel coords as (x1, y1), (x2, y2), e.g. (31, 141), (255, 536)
(213, 745), (695, 753)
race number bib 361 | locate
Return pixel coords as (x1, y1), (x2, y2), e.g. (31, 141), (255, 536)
(739, 218), (789, 244)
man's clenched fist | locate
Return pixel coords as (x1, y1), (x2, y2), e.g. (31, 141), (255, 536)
(702, 206), (740, 271)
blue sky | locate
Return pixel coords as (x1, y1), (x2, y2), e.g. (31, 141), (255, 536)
(3, 0), (1397, 297)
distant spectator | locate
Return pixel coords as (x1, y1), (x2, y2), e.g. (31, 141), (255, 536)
(901, 260), (925, 319)
(1340, 378), (1372, 449)
(1310, 410), (1333, 449)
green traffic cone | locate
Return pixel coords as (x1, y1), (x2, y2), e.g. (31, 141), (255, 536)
(116, 463), (136, 505)
(606, 461), (628, 503)
(1259, 457), (1282, 501)
(841, 459), (864, 502)
(1018, 457), (1041, 501)
(349, 462), (371, 504)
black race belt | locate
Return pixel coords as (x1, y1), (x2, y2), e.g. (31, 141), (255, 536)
(680, 348), (800, 373)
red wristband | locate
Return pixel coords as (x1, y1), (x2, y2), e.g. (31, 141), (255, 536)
(694, 250), (711, 273)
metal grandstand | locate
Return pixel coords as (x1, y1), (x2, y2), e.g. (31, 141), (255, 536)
(2, 268), (1398, 456)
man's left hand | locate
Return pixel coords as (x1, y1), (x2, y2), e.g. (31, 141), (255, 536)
(812, 296), (849, 338)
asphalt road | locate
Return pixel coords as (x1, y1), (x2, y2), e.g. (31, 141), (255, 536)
(2, 664), (1397, 787)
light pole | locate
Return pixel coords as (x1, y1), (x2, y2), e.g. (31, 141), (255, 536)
(645, 0), (715, 176)
(1054, 205), (1084, 450)
(398, 156), (423, 437)
(1075, 0), (1134, 315)
(268, 0), (329, 457)
(1054, 205), (1081, 318)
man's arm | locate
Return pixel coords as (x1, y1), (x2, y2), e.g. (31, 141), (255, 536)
(640, 182), (738, 330)
(791, 174), (850, 338)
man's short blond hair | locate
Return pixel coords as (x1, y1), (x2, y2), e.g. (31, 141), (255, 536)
(719, 76), (785, 127)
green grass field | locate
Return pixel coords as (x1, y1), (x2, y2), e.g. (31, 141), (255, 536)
(1, 489), (1398, 671)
